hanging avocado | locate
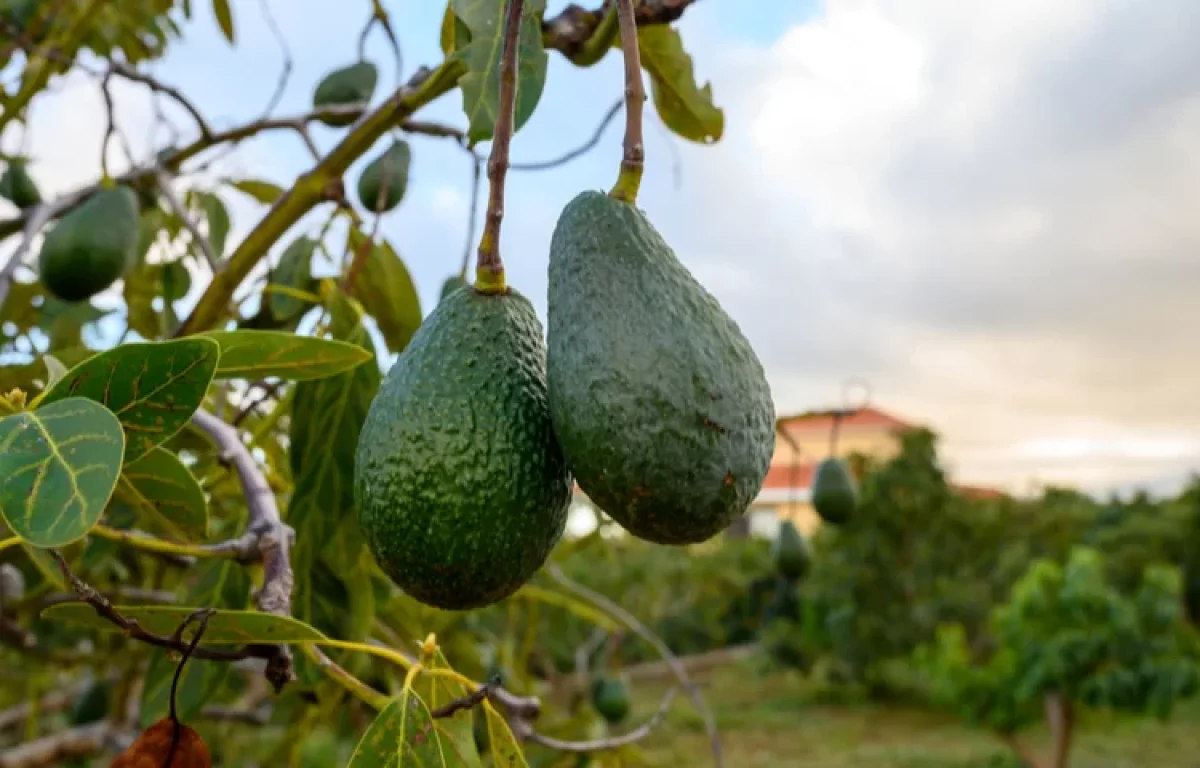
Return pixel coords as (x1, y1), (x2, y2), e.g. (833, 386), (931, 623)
(812, 457), (859, 525)
(0, 158), (41, 209)
(546, 191), (775, 546)
(312, 61), (378, 127)
(357, 140), (411, 213)
(772, 520), (810, 581)
(37, 186), (139, 303)
(590, 675), (631, 724)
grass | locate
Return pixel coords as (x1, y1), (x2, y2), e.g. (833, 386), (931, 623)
(621, 657), (1200, 767)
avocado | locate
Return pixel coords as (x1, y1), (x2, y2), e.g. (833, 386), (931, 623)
(312, 61), (378, 127)
(70, 680), (111, 725)
(37, 186), (139, 302)
(546, 190), (775, 545)
(354, 286), (572, 610)
(0, 158), (40, 209)
(267, 236), (317, 322)
(357, 140), (411, 213)
(812, 457), (858, 525)
(591, 675), (631, 724)
(772, 520), (810, 581)
(439, 274), (468, 303)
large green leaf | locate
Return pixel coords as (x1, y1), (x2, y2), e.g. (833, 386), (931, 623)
(290, 291), (381, 625)
(346, 229), (422, 354)
(204, 330), (373, 381)
(267, 237), (318, 322)
(40, 605), (328, 644)
(451, 0), (548, 146)
(229, 178), (284, 205)
(139, 650), (230, 728)
(636, 25), (724, 144)
(346, 691), (481, 767)
(189, 557), (251, 610)
(39, 338), (221, 464)
(195, 190), (231, 259)
(0, 398), (125, 547)
(113, 447), (208, 541)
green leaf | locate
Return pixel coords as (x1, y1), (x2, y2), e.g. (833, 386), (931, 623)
(196, 190), (231, 258)
(636, 25), (724, 144)
(40, 605), (328, 644)
(39, 338), (221, 464)
(289, 291), (380, 626)
(113, 447), (208, 541)
(204, 330), (373, 381)
(346, 229), (422, 354)
(268, 237), (318, 322)
(440, 3), (472, 57)
(346, 690), (482, 768)
(212, 0), (235, 43)
(0, 398), (125, 547)
(451, 0), (548, 145)
(41, 355), (67, 388)
(189, 558), (251, 609)
(21, 542), (65, 588)
(229, 178), (283, 205)
(139, 651), (229, 728)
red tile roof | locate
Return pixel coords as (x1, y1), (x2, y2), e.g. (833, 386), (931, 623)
(762, 462), (816, 490)
(777, 406), (914, 435)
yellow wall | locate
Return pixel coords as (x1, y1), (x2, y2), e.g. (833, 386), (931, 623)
(774, 426), (903, 465)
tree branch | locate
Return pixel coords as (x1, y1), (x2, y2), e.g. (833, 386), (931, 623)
(156, 170), (220, 271)
(610, 0), (646, 203)
(519, 687), (679, 753)
(108, 61), (213, 140)
(0, 721), (116, 768)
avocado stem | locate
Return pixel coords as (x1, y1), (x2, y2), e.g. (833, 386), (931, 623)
(608, 0), (645, 204)
(474, 0), (525, 295)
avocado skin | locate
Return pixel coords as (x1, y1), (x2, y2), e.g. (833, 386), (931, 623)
(38, 186), (139, 302)
(439, 275), (469, 303)
(812, 457), (858, 525)
(546, 190), (774, 545)
(354, 286), (571, 611)
(0, 159), (41, 209)
(591, 676), (631, 724)
(772, 520), (810, 581)
(312, 61), (378, 126)
(357, 140), (411, 212)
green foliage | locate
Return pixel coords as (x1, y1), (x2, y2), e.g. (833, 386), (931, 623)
(634, 25), (724, 144)
(313, 61), (379, 126)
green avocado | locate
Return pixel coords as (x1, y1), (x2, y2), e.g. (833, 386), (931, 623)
(439, 274), (468, 303)
(772, 520), (810, 581)
(70, 680), (111, 725)
(355, 285), (572, 610)
(357, 140), (411, 213)
(0, 158), (41, 209)
(546, 190), (775, 545)
(37, 186), (139, 302)
(812, 457), (858, 525)
(312, 61), (378, 127)
(591, 675), (631, 724)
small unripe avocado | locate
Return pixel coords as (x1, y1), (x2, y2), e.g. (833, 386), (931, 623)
(591, 675), (631, 724)
(37, 186), (139, 302)
(357, 140), (411, 213)
(0, 158), (41, 209)
(546, 191), (775, 545)
(355, 286), (572, 610)
(312, 61), (378, 127)
(812, 457), (859, 525)
(772, 520), (810, 581)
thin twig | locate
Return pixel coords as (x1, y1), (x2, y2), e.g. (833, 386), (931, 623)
(474, 0), (526, 285)
(108, 61), (213, 140)
(520, 687), (680, 753)
(610, 0), (646, 203)
(546, 564), (723, 767)
(511, 98), (623, 171)
(156, 171), (220, 271)
(0, 721), (116, 768)
(460, 152), (482, 279)
(430, 676), (501, 719)
(99, 70), (117, 180)
(257, 0), (291, 117)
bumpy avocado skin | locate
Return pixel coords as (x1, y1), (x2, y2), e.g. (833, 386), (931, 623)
(38, 186), (138, 302)
(812, 457), (858, 525)
(773, 520), (810, 580)
(312, 61), (378, 126)
(546, 191), (775, 545)
(0, 160), (41, 209)
(439, 275), (469, 303)
(357, 140), (411, 212)
(354, 286), (572, 610)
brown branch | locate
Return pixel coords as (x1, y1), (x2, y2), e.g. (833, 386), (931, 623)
(156, 171), (220, 271)
(108, 61), (213, 140)
(609, 0), (646, 203)
(519, 687), (679, 753)
(546, 564), (723, 767)
(0, 721), (116, 768)
(474, 0), (525, 286)
(541, 0), (700, 62)
(512, 98), (622, 171)
(430, 677), (501, 719)
(190, 408), (295, 691)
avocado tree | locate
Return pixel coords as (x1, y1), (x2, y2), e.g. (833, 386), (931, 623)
(914, 547), (1200, 768)
(0, 1), (756, 765)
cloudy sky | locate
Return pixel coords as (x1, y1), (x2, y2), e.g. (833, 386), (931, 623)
(3, 0), (1200, 497)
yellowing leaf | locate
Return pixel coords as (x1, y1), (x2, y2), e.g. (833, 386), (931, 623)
(0, 398), (125, 547)
(39, 338), (221, 464)
(205, 330), (373, 381)
(229, 178), (283, 205)
(637, 25), (724, 144)
(212, 0), (235, 43)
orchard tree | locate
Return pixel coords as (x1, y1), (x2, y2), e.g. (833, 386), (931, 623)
(0, 1), (756, 765)
(915, 547), (1200, 768)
